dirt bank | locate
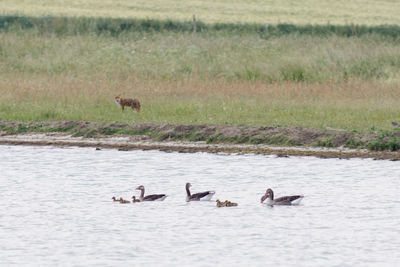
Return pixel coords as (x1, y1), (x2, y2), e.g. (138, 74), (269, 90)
(0, 121), (399, 159)
(0, 132), (399, 160)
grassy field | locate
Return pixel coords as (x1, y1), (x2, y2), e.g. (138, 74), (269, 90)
(1, 0), (400, 25)
(1, 72), (399, 130)
(1, 29), (400, 130)
(0, 3), (400, 134)
(2, 30), (400, 82)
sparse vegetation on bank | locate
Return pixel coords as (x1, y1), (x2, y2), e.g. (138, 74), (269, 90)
(1, 121), (399, 152)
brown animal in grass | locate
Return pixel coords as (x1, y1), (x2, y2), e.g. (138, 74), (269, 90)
(114, 95), (141, 112)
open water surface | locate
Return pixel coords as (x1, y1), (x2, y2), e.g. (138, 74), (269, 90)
(0, 145), (399, 266)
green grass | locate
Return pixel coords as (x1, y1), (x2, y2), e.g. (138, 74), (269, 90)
(2, 15), (400, 38)
(2, 29), (400, 83)
(0, 27), (400, 131)
(1, 79), (399, 131)
(1, 0), (400, 25)
(0, 3), (399, 151)
(1, 8), (400, 133)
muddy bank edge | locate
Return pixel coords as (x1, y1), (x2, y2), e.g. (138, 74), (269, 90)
(0, 121), (399, 160)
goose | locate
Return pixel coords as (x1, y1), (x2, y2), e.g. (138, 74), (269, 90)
(135, 185), (168, 201)
(261, 188), (303, 206)
(186, 183), (215, 202)
(131, 196), (141, 203)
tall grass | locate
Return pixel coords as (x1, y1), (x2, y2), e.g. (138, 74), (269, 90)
(2, 15), (400, 38)
(1, 73), (399, 130)
(2, 29), (400, 83)
(1, 23), (400, 130)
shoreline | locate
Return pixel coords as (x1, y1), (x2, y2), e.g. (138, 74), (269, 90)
(1, 133), (399, 160)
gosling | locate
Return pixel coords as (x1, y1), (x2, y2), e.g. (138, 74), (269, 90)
(131, 196), (141, 203)
(119, 197), (131, 204)
(216, 199), (238, 207)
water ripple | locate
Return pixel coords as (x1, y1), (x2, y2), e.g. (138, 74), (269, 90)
(0, 145), (399, 266)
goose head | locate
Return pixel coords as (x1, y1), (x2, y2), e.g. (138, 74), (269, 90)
(261, 188), (274, 203)
(136, 185), (145, 191)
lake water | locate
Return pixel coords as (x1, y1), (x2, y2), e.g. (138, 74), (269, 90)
(0, 145), (399, 266)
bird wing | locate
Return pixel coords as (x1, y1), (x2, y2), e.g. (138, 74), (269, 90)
(190, 191), (213, 200)
(143, 194), (166, 201)
(275, 195), (303, 203)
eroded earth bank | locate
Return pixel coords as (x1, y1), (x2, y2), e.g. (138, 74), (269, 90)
(0, 121), (399, 160)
